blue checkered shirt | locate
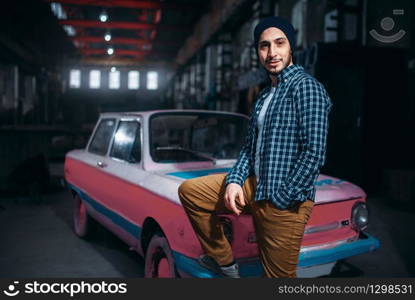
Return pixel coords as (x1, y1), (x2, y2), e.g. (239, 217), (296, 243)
(225, 64), (333, 209)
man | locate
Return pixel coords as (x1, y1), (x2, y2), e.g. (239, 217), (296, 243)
(178, 16), (333, 278)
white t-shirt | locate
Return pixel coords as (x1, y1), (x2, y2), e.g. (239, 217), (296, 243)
(254, 86), (277, 181)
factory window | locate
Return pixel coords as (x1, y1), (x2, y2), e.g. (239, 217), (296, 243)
(109, 70), (120, 89)
(147, 71), (158, 90)
(69, 69), (81, 88)
(128, 71), (140, 89)
(89, 70), (101, 89)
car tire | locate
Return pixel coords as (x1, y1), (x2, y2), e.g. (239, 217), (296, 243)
(73, 193), (95, 238)
(144, 232), (179, 278)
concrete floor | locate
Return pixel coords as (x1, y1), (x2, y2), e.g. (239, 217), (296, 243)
(0, 185), (414, 278)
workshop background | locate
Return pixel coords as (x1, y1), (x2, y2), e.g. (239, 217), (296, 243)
(0, 0), (414, 277)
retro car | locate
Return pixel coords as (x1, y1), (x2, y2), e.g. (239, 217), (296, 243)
(64, 110), (380, 278)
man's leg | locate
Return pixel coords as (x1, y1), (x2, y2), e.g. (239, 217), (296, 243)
(251, 199), (314, 278)
(178, 174), (256, 266)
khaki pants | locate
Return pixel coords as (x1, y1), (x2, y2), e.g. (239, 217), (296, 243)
(178, 173), (314, 278)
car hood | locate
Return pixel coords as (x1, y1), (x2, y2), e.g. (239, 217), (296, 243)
(313, 174), (366, 203)
(158, 166), (366, 204)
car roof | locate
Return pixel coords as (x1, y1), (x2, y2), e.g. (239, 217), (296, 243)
(98, 109), (248, 119)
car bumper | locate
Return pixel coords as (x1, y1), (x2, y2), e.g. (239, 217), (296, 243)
(172, 232), (380, 278)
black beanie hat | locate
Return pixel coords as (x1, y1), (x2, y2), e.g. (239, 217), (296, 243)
(254, 16), (296, 51)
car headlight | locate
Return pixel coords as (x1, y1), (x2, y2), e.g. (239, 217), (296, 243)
(219, 217), (233, 244)
(351, 202), (369, 231)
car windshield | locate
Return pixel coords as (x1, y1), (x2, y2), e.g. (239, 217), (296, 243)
(150, 112), (248, 163)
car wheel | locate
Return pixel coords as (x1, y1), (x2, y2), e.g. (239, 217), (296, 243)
(73, 193), (95, 238)
(144, 232), (179, 278)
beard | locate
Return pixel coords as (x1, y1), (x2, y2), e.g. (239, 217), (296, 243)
(262, 51), (293, 77)
(265, 58), (290, 76)
(267, 69), (279, 77)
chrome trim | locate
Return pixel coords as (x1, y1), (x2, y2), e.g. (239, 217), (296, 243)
(300, 235), (359, 253)
(305, 221), (341, 234)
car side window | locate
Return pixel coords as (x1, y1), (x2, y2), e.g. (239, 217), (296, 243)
(110, 120), (141, 163)
(88, 118), (117, 156)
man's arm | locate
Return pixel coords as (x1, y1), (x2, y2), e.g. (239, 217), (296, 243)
(274, 78), (333, 209)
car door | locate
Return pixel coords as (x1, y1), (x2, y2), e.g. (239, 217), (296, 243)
(75, 117), (118, 208)
(102, 118), (148, 244)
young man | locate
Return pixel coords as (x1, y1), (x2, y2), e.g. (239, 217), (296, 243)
(178, 16), (333, 278)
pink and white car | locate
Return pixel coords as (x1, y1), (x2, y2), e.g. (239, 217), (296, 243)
(64, 110), (380, 278)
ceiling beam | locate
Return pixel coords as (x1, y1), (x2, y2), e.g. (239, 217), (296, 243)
(60, 20), (188, 32)
(79, 57), (145, 66)
(71, 36), (181, 47)
(71, 36), (151, 46)
(76, 57), (175, 68)
(59, 20), (157, 30)
(44, 0), (161, 9)
(80, 48), (148, 57)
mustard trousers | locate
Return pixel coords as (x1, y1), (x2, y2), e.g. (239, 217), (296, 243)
(178, 173), (314, 278)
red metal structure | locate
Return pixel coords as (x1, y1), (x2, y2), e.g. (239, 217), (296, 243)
(59, 20), (158, 30)
(80, 49), (148, 57)
(45, 0), (162, 9)
(44, 0), (203, 61)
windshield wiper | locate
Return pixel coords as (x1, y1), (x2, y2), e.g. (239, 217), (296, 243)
(155, 146), (217, 165)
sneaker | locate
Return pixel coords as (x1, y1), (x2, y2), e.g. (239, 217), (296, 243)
(197, 255), (240, 278)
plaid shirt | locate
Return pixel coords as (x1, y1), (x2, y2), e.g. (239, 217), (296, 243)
(225, 64), (333, 209)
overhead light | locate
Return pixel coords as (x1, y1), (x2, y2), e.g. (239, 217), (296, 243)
(110, 67), (117, 72)
(104, 32), (112, 41)
(63, 25), (76, 37)
(50, 3), (67, 20)
(107, 47), (114, 55)
(142, 44), (152, 51)
(99, 10), (108, 22)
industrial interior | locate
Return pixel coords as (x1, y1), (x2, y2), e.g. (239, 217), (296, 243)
(0, 0), (414, 277)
